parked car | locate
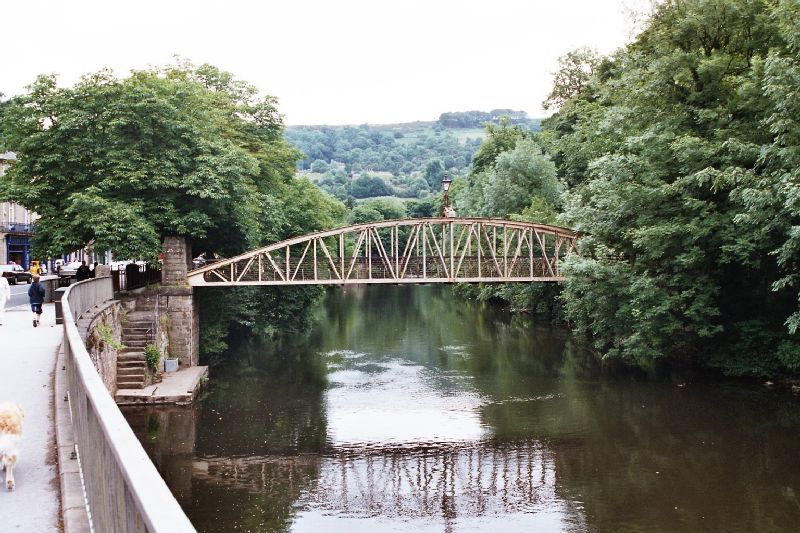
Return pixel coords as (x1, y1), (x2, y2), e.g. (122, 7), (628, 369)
(58, 261), (84, 278)
(0, 264), (33, 285)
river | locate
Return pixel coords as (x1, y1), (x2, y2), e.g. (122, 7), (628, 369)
(125, 285), (800, 532)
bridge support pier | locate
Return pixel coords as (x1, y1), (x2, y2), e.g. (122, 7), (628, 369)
(159, 236), (199, 367)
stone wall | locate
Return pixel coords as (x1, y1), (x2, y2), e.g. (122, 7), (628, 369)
(78, 300), (123, 393)
(162, 236), (192, 286)
(160, 236), (198, 367)
(157, 287), (198, 367)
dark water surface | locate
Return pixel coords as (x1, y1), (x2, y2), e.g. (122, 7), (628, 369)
(125, 285), (800, 532)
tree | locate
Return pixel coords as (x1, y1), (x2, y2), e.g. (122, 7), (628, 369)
(1, 64), (299, 260)
(310, 159), (329, 173)
(470, 118), (533, 175)
(542, 47), (601, 111)
(350, 174), (393, 198)
(546, 0), (799, 375)
(423, 158), (444, 190)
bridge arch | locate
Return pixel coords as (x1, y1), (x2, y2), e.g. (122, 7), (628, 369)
(187, 217), (580, 287)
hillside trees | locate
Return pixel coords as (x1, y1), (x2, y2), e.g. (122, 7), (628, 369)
(549, 0), (800, 374)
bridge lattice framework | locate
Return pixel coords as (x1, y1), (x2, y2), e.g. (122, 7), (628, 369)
(187, 218), (580, 287)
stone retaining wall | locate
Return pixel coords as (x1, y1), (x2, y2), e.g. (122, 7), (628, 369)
(77, 300), (123, 394)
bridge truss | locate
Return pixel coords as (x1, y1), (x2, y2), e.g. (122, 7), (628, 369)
(187, 218), (580, 287)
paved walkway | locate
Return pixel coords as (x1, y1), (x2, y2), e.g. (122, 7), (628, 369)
(0, 303), (61, 531)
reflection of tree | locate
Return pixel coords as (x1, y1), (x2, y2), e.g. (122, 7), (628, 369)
(128, 334), (331, 532)
(124, 405), (199, 502)
(544, 384), (800, 532)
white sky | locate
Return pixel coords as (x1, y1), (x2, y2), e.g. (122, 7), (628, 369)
(3, 0), (644, 125)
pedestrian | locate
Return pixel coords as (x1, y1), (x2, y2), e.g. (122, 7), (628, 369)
(0, 275), (10, 326)
(28, 274), (46, 327)
(89, 261), (98, 278)
(76, 261), (90, 282)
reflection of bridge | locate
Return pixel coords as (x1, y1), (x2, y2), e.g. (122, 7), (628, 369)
(188, 218), (580, 286)
(191, 442), (566, 520)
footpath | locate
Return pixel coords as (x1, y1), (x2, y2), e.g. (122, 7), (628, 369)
(0, 303), (61, 531)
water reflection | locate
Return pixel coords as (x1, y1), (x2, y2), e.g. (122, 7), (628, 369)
(125, 285), (800, 532)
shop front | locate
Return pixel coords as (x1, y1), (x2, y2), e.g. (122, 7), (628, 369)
(5, 235), (32, 269)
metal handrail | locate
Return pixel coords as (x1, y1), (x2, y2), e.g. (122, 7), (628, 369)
(61, 277), (195, 532)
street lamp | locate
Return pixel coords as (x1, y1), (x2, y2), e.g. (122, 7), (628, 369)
(441, 173), (455, 217)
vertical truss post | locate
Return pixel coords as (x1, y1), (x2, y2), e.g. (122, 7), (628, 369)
(477, 222), (482, 278)
(503, 225), (508, 279)
(313, 239), (318, 280)
(367, 229), (372, 279)
(449, 221), (454, 281)
(422, 223), (427, 279)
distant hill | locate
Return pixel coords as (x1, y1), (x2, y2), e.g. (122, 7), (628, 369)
(284, 111), (540, 203)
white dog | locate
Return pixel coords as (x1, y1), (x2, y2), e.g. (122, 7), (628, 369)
(0, 402), (24, 491)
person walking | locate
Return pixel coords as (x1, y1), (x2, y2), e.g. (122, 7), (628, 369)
(0, 275), (10, 326)
(28, 275), (46, 327)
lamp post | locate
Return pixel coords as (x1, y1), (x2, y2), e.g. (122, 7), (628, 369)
(441, 173), (455, 217)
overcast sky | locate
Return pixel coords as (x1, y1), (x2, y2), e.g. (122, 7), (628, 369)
(3, 0), (646, 125)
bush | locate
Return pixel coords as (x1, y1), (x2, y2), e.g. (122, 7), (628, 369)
(144, 344), (161, 370)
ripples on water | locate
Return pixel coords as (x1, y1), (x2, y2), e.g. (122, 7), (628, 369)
(125, 285), (800, 532)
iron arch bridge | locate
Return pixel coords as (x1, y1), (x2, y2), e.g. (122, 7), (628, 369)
(187, 217), (580, 287)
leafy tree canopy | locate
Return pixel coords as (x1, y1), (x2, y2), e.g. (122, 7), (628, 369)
(546, 0), (800, 374)
(1, 62), (303, 260)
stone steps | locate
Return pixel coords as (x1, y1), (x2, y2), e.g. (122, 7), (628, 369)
(124, 340), (150, 348)
(117, 380), (146, 389)
(121, 333), (149, 342)
(118, 354), (145, 363)
(116, 305), (157, 391)
(120, 346), (147, 354)
(118, 368), (145, 379)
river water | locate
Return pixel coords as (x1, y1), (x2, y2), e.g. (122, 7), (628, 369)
(126, 285), (800, 532)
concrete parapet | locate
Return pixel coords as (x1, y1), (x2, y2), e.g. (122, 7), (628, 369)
(54, 348), (91, 533)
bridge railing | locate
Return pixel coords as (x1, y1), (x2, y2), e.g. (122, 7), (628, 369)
(61, 276), (195, 532)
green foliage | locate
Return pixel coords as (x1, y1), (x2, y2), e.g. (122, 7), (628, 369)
(456, 136), (559, 219)
(144, 344), (161, 370)
(95, 323), (126, 351)
(1, 62), (298, 260)
(423, 159), (445, 189)
(310, 159), (329, 173)
(350, 174), (393, 198)
(542, 47), (601, 111)
(547, 0), (800, 376)
(470, 118), (534, 175)
(407, 197), (436, 218)
(350, 198), (406, 224)
(199, 285), (324, 358)
(286, 122), (480, 178)
(438, 109), (536, 128)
